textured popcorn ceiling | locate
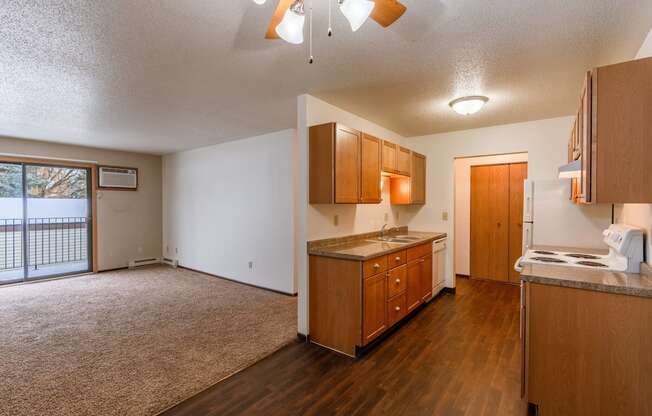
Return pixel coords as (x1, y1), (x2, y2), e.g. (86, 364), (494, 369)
(1, 1), (651, 154)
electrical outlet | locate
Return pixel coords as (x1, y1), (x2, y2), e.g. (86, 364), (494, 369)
(175, 247), (178, 254)
(442, 210), (449, 221)
(248, 261), (253, 270)
(334, 214), (339, 226)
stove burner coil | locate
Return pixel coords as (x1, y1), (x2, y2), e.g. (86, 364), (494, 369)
(565, 253), (601, 260)
(534, 251), (557, 255)
(576, 261), (608, 268)
(531, 257), (567, 263)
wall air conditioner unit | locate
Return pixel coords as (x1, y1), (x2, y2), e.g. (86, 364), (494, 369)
(98, 166), (138, 190)
(128, 258), (161, 269)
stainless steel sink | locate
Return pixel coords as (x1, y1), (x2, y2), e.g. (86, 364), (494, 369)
(393, 235), (422, 241)
(370, 237), (414, 244)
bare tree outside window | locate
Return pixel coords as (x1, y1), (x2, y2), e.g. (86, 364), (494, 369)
(25, 166), (87, 199)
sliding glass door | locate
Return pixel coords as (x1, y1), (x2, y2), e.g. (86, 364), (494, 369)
(0, 162), (92, 284)
(0, 162), (24, 284)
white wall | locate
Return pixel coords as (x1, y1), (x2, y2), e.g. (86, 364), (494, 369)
(407, 116), (608, 288)
(162, 129), (296, 294)
(616, 27), (652, 264)
(454, 153), (529, 276)
(295, 94), (419, 335)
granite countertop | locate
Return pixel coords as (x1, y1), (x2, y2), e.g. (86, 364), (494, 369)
(308, 230), (447, 261)
(521, 245), (652, 299)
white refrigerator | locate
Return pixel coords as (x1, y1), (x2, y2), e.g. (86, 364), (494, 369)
(522, 179), (612, 252)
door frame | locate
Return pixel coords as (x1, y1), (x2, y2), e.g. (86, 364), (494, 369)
(0, 156), (98, 275)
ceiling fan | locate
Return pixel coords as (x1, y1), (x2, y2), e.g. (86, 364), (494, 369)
(253, 0), (407, 46)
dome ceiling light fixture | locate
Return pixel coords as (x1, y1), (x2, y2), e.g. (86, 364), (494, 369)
(449, 96), (490, 116)
(254, 0), (407, 64)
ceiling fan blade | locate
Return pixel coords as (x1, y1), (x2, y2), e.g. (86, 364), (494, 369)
(265, 0), (295, 39)
(371, 0), (407, 28)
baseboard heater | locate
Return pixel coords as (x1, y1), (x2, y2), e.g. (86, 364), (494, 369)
(128, 257), (161, 269)
(161, 257), (179, 268)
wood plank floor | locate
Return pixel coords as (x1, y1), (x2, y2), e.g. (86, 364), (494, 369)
(163, 277), (526, 416)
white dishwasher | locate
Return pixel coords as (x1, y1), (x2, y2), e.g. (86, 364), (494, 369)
(432, 238), (447, 298)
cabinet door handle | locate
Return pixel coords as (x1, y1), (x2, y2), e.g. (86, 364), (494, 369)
(395, 306), (401, 311)
(373, 263), (380, 269)
(395, 256), (401, 262)
(395, 278), (401, 284)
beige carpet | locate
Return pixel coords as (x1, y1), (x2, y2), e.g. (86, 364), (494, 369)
(0, 266), (297, 416)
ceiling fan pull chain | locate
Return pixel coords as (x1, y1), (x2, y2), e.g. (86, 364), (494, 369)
(308, 0), (314, 63)
(328, 0), (333, 36)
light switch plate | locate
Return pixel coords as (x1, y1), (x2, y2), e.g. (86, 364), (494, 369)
(442, 210), (449, 221)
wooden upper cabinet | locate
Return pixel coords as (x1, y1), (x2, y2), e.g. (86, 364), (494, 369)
(389, 152), (427, 205)
(309, 123), (427, 205)
(568, 57), (652, 203)
(397, 146), (411, 176)
(334, 125), (360, 203)
(360, 134), (382, 203)
(309, 123), (336, 204)
(382, 141), (397, 173)
(410, 152), (426, 204)
(578, 72), (592, 204)
(310, 123), (379, 204)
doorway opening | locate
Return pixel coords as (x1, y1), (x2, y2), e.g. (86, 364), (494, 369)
(453, 153), (528, 284)
(0, 159), (96, 285)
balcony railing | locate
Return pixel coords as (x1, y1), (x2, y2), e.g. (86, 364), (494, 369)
(0, 217), (89, 272)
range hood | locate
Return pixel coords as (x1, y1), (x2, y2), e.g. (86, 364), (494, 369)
(558, 160), (581, 179)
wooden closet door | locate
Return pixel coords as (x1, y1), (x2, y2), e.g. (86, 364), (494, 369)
(508, 163), (528, 283)
(470, 164), (510, 281)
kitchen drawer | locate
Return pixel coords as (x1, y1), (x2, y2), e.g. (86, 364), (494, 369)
(387, 250), (407, 268)
(407, 242), (431, 262)
(363, 256), (387, 278)
(387, 293), (407, 327)
(386, 264), (407, 298)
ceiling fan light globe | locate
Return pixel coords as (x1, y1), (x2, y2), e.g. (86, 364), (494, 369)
(253, 0), (266, 5)
(449, 96), (489, 116)
(340, 0), (375, 32)
(275, 6), (305, 44)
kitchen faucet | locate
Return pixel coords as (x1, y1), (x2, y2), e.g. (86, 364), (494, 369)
(380, 223), (389, 239)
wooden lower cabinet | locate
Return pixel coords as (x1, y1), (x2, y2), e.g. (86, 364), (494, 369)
(406, 260), (422, 313)
(387, 293), (407, 327)
(363, 273), (387, 344)
(309, 242), (434, 357)
(523, 283), (652, 415)
(420, 254), (433, 301)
